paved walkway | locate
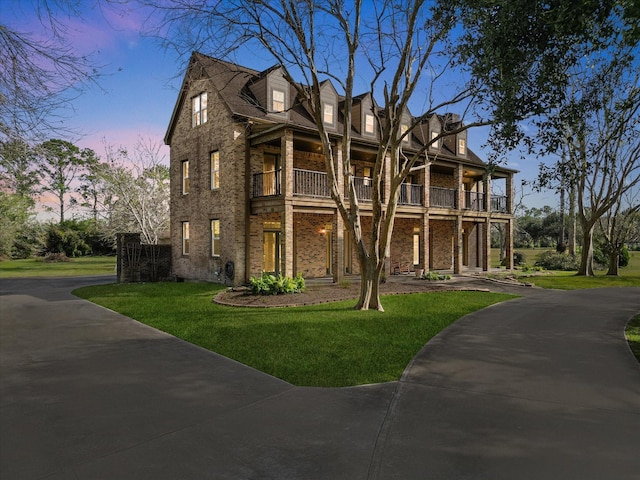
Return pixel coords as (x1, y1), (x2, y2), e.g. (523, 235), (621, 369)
(1, 276), (639, 479)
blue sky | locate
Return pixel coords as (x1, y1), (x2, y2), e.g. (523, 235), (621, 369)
(3, 0), (556, 209)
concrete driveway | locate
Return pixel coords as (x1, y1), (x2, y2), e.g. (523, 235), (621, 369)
(1, 276), (639, 479)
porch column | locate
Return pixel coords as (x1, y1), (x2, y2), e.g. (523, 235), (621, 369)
(454, 215), (463, 274)
(505, 219), (514, 270)
(282, 202), (294, 277)
(423, 162), (431, 208)
(421, 212), (430, 273)
(506, 173), (514, 214)
(455, 165), (464, 210)
(484, 173), (492, 212)
(281, 129), (294, 198)
(483, 218), (491, 271)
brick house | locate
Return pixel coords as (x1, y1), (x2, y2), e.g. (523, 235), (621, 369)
(164, 52), (516, 286)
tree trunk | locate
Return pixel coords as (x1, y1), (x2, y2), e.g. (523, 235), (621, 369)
(355, 255), (384, 311)
(606, 251), (620, 276)
(59, 194), (65, 224)
(568, 184), (576, 255)
(577, 224), (595, 276)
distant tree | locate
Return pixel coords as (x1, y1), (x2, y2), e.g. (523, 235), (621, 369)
(598, 191), (640, 276)
(557, 73), (639, 276)
(0, 191), (35, 258)
(37, 139), (98, 224)
(0, 138), (40, 200)
(98, 138), (169, 245)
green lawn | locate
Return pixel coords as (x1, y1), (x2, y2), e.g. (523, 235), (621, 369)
(519, 250), (640, 289)
(73, 282), (515, 387)
(626, 314), (640, 363)
(0, 256), (116, 277)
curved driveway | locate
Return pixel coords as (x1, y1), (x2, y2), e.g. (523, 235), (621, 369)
(1, 276), (639, 479)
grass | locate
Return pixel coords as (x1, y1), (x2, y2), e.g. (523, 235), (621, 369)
(518, 250), (640, 290)
(626, 314), (640, 363)
(0, 256), (116, 278)
(73, 282), (515, 387)
(490, 249), (640, 290)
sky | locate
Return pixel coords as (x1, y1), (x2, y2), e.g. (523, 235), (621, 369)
(2, 0), (558, 211)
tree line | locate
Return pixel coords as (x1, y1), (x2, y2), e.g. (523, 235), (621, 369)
(498, 203), (640, 276)
(0, 137), (169, 259)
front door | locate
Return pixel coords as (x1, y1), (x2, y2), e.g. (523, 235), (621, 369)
(263, 231), (280, 274)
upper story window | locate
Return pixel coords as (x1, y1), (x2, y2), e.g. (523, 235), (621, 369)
(323, 103), (335, 126)
(211, 219), (220, 257)
(272, 89), (285, 112)
(363, 166), (372, 186)
(364, 113), (375, 135)
(458, 137), (466, 155)
(181, 160), (189, 194)
(182, 221), (190, 255)
(192, 92), (207, 127)
(210, 151), (219, 189)
(401, 124), (410, 143)
(430, 130), (440, 149)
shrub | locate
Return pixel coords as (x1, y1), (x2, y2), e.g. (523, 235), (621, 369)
(535, 251), (580, 271)
(249, 272), (305, 295)
(619, 246), (630, 267)
(421, 271), (451, 281)
(501, 251), (524, 267)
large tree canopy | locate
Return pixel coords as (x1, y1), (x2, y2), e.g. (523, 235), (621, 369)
(149, 0), (636, 309)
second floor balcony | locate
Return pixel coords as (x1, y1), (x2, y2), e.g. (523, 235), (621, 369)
(252, 169), (509, 213)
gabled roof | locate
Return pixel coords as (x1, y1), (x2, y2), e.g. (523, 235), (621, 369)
(164, 52), (517, 174)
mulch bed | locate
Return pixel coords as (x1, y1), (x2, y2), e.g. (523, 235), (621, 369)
(214, 278), (484, 308)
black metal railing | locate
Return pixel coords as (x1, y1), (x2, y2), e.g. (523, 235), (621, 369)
(491, 195), (509, 213)
(252, 169), (281, 197)
(430, 186), (457, 208)
(398, 183), (423, 205)
(293, 168), (330, 198)
(465, 191), (486, 211)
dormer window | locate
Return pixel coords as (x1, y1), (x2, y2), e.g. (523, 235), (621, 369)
(364, 113), (375, 135)
(192, 92), (207, 127)
(401, 124), (409, 143)
(458, 137), (466, 155)
(323, 103), (335, 126)
(430, 130), (440, 149)
(272, 89), (285, 112)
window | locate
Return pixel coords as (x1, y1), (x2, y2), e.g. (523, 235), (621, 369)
(210, 151), (219, 189)
(192, 92), (207, 127)
(272, 89), (285, 112)
(182, 221), (190, 255)
(211, 219), (220, 257)
(458, 137), (466, 155)
(181, 160), (189, 194)
(401, 124), (409, 143)
(364, 113), (375, 134)
(413, 228), (420, 265)
(323, 103), (334, 126)
(363, 166), (372, 186)
(430, 130), (440, 149)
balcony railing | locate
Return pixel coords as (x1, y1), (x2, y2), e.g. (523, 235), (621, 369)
(252, 169), (512, 214)
(430, 186), (457, 208)
(491, 195), (509, 213)
(252, 169), (281, 197)
(349, 176), (374, 202)
(398, 183), (423, 205)
(293, 168), (330, 198)
(465, 191), (486, 211)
